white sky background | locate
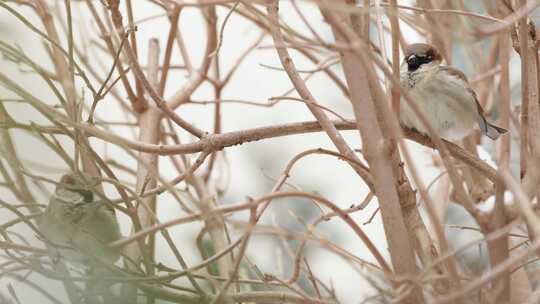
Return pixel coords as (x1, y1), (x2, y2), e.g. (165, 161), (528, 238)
(0, 1), (521, 303)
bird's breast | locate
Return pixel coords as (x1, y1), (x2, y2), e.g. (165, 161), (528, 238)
(400, 71), (478, 140)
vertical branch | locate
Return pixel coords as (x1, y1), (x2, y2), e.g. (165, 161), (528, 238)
(528, 28), (540, 159)
(107, 0), (206, 138)
(63, 0), (74, 84)
(196, 191), (233, 295)
(34, 0), (77, 117)
(373, 0), (389, 89)
(516, 0), (540, 252)
(319, 3), (424, 302)
(210, 207), (257, 304)
(174, 13), (193, 74)
(461, 142), (493, 203)
(167, 6), (217, 110)
(487, 182), (510, 302)
(34, 0), (101, 181)
(499, 17), (511, 173)
(416, 0), (450, 62)
(204, 48), (223, 182)
(506, 10), (539, 299)
(125, 0), (145, 103)
(359, 0), (370, 38)
(158, 5), (181, 97)
(489, 11), (513, 303)
(461, 19), (499, 202)
(354, 2), (460, 297)
(187, 6), (234, 294)
(0, 103), (36, 212)
(265, 0), (374, 191)
(122, 39), (161, 303)
(389, 0), (400, 115)
(518, 0), (530, 179)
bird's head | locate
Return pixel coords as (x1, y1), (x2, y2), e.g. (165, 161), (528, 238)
(403, 43), (442, 72)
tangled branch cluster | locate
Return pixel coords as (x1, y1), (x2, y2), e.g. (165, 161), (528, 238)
(0, 0), (539, 303)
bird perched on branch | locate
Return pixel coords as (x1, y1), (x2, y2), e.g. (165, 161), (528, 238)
(39, 173), (122, 266)
(400, 43), (507, 141)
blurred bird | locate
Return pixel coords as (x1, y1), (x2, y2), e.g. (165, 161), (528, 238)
(38, 173), (121, 266)
(400, 43), (507, 141)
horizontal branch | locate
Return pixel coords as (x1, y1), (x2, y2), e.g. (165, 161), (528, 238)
(140, 286), (336, 304)
(78, 119), (498, 182)
(2, 115), (497, 182)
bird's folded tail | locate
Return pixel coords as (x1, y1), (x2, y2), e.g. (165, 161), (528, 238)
(478, 116), (508, 140)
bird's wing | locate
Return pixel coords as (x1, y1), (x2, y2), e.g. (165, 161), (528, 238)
(439, 65), (469, 82)
(439, 66), (490, 131)
(439, 66), (507, 139)
(438, 66), (482, 113)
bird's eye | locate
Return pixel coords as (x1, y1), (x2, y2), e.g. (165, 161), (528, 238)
(407, 55), (421, 71)
(74, 189), (94, 203)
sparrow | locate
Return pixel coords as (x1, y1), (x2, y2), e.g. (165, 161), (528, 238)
(399, 43), (507, 141)
(38, 173), (122, 266)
